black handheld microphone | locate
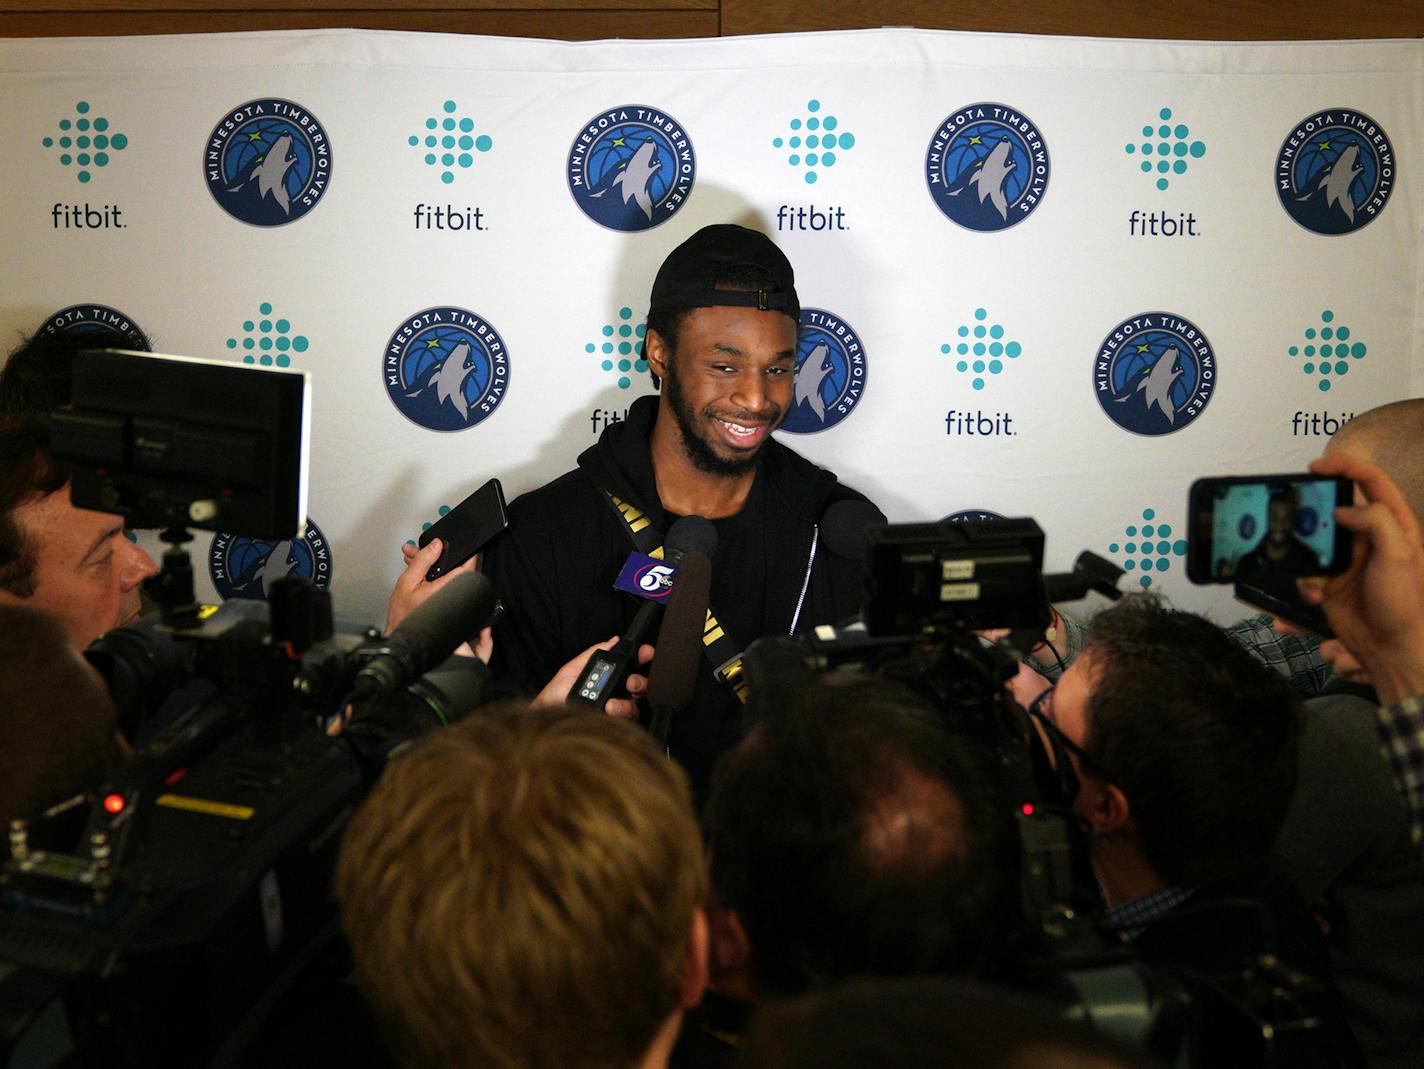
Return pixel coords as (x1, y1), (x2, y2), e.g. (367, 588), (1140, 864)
(568, 516), (717, 711)
(349, 571), (495, 701)
(645, 548), (711, 748)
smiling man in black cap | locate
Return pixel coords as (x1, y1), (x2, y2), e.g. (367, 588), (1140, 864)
(482, 223), (882, 798)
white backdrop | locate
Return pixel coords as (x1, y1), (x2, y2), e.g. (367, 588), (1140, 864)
(1, 28), (1420, 626)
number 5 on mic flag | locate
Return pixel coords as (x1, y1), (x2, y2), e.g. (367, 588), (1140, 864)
(614, 552), (678, 602)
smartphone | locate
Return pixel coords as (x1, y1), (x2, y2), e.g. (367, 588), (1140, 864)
(1234, 578), (1335, 639)
(417, 478), (508, 582)
(1186, 474), (1352, 584)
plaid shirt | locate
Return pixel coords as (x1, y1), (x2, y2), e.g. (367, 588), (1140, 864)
(1224, 614), (1330, 696)
(1103, 886), (1195, 942)
(1378, 695), (1424, 852)
(1041, 610), (1330, 695)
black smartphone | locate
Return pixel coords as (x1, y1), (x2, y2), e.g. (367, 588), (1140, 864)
(1186, 474), (1352, 584)
(1234, 578), (1335, 639)
(417, 478), (508, 582)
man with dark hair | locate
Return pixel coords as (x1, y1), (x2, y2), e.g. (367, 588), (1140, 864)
(335, 703), (707, 1069)
(480, 224), (880, 797)
(692, 673), (1014, 1058)
(0, 326), (146, 414)
(0, 413), (157, 650)
(1043, 596), (1302, 901)
(1024, 595), (1362, 1062)
(1234, 484), (1322, 578)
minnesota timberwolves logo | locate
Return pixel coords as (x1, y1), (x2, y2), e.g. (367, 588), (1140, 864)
(384, 307), (510, 432)
(567, 105), (695, 231)
(778, 308), (867, 435)
(1276, 109), (1394, 235)
(1095, 312), (1215, 436)
(926, 103), (1049, 231)
(40, 303), (150, 349)
(944, 510), (1004, 523)
(205, 98), (332, 226)
(209, 518), (332, 601)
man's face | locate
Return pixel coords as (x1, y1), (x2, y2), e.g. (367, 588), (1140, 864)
(1037, 652), (1098, 813)
(1266, 499), (1295, 542)
(657, 306), (797, 477)
(0, 486), (158, 649)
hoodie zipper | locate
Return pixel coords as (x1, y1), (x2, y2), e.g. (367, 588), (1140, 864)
(789, 523), (818, 635)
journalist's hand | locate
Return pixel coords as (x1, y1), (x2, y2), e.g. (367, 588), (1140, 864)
(535, 638), (656, 719)
(1299, 454), (1424, 703)
(385, 539), (485, 661)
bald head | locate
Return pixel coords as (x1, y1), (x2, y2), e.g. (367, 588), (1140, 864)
(704, 675), (1015, 993)
(1326, 399), (1424, 520)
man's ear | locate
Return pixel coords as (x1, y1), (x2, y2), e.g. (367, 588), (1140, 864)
(1084, 780), (1132, 837)
(679, 906), (710, 1011)
(645, 328), (671, 383)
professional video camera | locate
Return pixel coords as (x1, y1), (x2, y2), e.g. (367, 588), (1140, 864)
(0, 350), (493, 1068)
(739, 517), (1337, 1068)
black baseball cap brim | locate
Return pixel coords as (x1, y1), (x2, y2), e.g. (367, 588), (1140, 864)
(649, 224), (800, 321)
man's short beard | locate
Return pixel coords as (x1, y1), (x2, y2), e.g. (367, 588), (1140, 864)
(663, 355), (761, 478)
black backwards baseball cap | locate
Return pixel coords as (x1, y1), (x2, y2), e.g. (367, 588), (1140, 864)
(648, 224), (800, 321)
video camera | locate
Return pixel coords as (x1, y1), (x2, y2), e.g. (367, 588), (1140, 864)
(0, 351), (492, 1067)
(739, 516), (1335, 1068)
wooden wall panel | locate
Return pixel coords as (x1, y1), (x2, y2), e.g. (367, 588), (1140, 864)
(0, 10), (719, 38)
(720, 0), (1424, 41)
(0, 0), (1420, 40)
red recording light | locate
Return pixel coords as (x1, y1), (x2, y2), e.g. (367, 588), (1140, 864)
(1021, 803), (1036, 816)
(103, 793), (126, 815)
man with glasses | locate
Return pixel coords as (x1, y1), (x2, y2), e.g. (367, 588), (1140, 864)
(1013, 595), (1360, 1062)
(1018, 596), (1300, 931)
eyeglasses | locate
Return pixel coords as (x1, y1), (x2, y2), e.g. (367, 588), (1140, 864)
(1026, 685), (1096, 774)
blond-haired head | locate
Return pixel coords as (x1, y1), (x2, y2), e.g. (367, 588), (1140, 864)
(335, 703), (706, 1069)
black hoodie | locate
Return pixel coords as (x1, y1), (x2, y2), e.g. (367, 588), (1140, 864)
(483, 394), (881, 800)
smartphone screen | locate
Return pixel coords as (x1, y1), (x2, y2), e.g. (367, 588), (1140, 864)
(417, 478), (508, 582)
(1187, 475), (1351, 584)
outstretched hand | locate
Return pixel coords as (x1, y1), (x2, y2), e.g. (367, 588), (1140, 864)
(386, 539), (488, 661)
(536, 638), (656, 719)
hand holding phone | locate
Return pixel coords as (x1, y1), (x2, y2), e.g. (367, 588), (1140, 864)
(417, 478), (508, 582)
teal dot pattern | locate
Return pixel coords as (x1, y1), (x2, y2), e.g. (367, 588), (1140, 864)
(409, 100), (493, 184)
(771, 99), (855, 185)
(1107, 508), (1186, 588)
(584, 306), (648, 389)
(225, 301), (306, 367)
(1287, 309), (1366, 393)
(939, 307), (1022, 390)
(406, 503), (453, 547)
(42, 101), (127, 183)
(1123, 106), (1205, 191)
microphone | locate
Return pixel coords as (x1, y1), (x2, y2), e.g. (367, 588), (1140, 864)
(349, 571), (495, 700)
(645, 547), (711, 748)
(821, 498), (886, 560)
(568, 516), (717, 711)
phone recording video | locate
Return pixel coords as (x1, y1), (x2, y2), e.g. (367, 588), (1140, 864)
(1187, 474), (1352, 584)
(417, 478), (509, 582)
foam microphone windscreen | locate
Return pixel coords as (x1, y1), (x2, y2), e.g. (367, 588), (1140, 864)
(646, 549), (712, 747)
(820, 498), (887, 560)
(664, 514), (718, 561)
